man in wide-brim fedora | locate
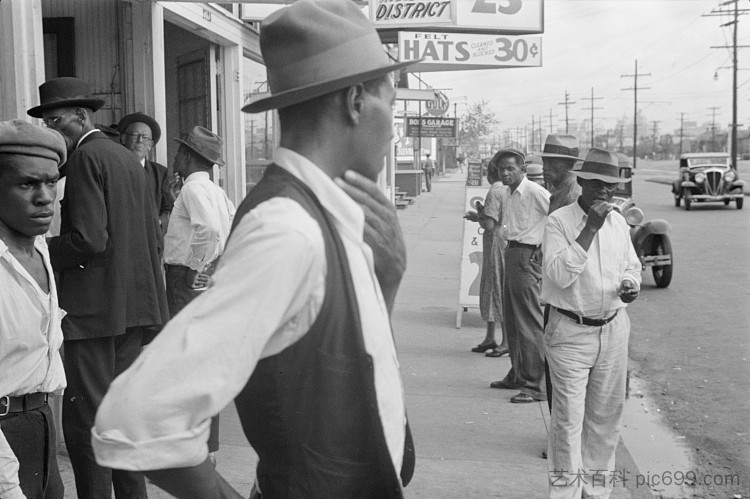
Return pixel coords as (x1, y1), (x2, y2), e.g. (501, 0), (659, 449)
(541, 147), (641, 499)
(28, 76), (169, 499)
(540, 133), (583, 214)
(93, 0), (419, 497)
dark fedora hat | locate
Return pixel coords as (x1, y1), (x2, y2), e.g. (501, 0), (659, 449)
(28, 77), (105, 118)
(173, 126), (224, 166)
(539, 134), (582, 161)
(243, 0), (421, 113)
(118, 112), (161, 145)
(575, 148), (629, 184)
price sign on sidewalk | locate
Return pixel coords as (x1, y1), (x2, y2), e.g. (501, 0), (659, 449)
(457, 184), (487, 328)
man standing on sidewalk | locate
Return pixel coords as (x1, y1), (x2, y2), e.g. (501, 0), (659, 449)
(422, 152), (435, 192)
(28, 77), (168, 498)
(542, 148), (640, 499)
(489, 147), (550, 404)
(162, 125), (235, 457)
(92, 0), (417, 497)
(0, 120), (67, 499)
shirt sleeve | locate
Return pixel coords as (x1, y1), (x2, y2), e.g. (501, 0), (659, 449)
(181, 184), (225, 272)
(0, 430), (25, 499)
(48, 150), (109, 271)
(92, 198), (325, 471)
(543, 213), (589, 289)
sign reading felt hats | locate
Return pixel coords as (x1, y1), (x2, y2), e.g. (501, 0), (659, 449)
(399, 32), (541, 72)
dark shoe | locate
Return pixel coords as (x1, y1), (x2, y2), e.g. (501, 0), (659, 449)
(490, 379), (520, 390)
(485, 347), (509, 357)
(471, 341), (497, 353)
(510, 392), (536, 404)
(541, 450), (547, 459)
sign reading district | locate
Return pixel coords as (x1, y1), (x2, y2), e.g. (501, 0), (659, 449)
(405, 117), (457, 138)
(399, 31), (541, 72)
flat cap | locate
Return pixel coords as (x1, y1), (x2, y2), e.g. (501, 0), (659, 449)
(0, 119), (67, 166)
(492, 147), (526, 165)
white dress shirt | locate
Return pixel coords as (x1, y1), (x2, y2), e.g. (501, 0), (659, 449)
(163, 171), (236, 271)
(93, 147), (407, 478)
(1, 236), (66, 499)
(500, 176), (550, 245)
(541, 201), (642, 317)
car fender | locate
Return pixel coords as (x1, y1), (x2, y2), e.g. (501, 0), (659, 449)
(680, 180), (697, 189)
(631, 219), (671, 253)
(731, 179), (746, 189)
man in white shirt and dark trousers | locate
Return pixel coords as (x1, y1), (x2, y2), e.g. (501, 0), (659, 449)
(489, 147), (551, 404)
(542, 148), (641, 499)
(92, 1), (417, 497)
(162, 125), (235, 457)
(0, 120), (67, 499)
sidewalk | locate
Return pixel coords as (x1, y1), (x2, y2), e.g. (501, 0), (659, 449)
(56, 169), (652, 498)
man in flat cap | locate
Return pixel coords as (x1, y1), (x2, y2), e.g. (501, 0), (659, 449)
(119, 112), (175, 234)
(489, 147), (551, 405)
(542, 148), (640, 498)
(28, 77), (169, 499)
(93, 0), (418, 497)
(0, 120), (66, 499)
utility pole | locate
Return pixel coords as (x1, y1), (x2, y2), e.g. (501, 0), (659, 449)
(651, 120), (660, 157)
(582, 87), (604, 148)
(531, 116), (536, 150)
(538, 115), (544, 149)
(621, 60), (651, 169)
(706, 0), (749, 169)
(548, 108), (557, 135)
(558, 91), (576, 134)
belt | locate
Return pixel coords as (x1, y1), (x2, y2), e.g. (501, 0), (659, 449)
(507, 240), (539, 250)
(164, 263), (191, 273)
(0, 393), (49, 418)
(555, 307), (618, 327)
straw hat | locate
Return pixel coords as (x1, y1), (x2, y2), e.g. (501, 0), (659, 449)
(539, 134), (582, 161)
(574, 148), (629, 183)
(243, 0), (420, 113)
(173, 126), (225, 166)
(28, 77), (105, 118)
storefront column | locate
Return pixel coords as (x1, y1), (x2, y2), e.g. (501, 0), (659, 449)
(119, 1), (168, 162)
(221, 44), (246, 205)
(0, 0), (45, 120)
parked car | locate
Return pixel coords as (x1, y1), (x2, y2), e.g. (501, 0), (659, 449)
(671, 152), (744, 210)
(613, 154), (673, 288)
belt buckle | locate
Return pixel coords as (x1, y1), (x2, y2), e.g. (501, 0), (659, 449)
(0, 396), (9, 417)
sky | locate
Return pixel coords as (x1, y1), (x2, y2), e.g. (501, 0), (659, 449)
(414, 0), (749, 141)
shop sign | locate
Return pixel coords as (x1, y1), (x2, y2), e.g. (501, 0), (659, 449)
(405, 117), (457, 138)
(399, 31), (541, 72)
(426, 91), (450, 116)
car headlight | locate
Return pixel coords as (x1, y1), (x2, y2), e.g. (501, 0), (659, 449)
(695, 172), (705, 183)
(724, 170), (736, 182)
(624, 207), (644, 226)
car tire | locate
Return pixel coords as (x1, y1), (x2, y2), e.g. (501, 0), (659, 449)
(652, 236), (673, 288)
(737, 197), (744, 210)
(683, 192), (692, 211)
(724, 199), (730, 206)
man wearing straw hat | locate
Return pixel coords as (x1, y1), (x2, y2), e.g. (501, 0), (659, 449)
(92, 0), (418, 497)
(28, 76), (169, 499)
(542, 148), (640, 499)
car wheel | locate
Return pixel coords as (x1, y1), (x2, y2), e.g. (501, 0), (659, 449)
(737, 197), (744, 210)
(651, 236), (673, 288)
(724, 199), (731, 206)
(683, 192), (692, 211)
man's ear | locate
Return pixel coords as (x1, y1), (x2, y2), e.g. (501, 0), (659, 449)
(344, 83), (366, 125)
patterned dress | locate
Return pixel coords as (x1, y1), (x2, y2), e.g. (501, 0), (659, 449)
(479, 182), (506, 322)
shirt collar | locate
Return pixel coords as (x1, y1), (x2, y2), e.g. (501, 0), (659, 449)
(184, 171), (210, 184)
(140, 158), (146, 167)
(76, 129), (99, 149)
(272, 147), (365, 242)
(511, 175), (530, 195)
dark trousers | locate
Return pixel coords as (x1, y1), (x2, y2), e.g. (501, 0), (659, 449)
(1, 404), (64, 499)
(502, 246), (546, 400)
(544, 304), (553, 413)
(165, 265), (220, 453)
(62, 329), (148, 499)
(424, 170), (433, 192)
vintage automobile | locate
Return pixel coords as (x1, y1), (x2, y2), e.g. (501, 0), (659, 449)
(612, 154), (673, 288)
(671, 152), (744, 210)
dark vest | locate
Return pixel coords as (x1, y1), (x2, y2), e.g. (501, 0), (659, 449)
(232, 165), (414, 498)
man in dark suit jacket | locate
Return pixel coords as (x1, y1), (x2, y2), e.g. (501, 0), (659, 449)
(118, 112), (176, 233)
(28, 77), (169, 499)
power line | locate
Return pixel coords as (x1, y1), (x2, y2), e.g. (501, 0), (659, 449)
(621, 60), (651, 169)
(582, 87), (604, 148)
(558, 91), (576, 134)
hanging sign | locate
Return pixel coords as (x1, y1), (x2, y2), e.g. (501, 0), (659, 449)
(426, 91), (450, 116)
(399, 31), (541, 72)
(405, 117), (457, 138)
